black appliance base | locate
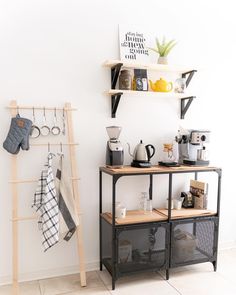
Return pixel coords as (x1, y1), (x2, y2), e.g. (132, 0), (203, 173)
(131, 161), (151, 168)
(183, 159), (210, 166)
(158, 161), (180, 167)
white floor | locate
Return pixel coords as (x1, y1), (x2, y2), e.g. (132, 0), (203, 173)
(1, 248), (236, 295)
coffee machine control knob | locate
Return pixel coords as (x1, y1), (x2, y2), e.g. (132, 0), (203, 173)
(201, 135), (206, 141)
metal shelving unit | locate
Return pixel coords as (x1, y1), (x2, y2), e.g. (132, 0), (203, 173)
(99, 165), (221, 290)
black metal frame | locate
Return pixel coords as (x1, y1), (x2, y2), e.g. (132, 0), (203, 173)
(99, 167), (221, 290)
(108, 64), (197, 119)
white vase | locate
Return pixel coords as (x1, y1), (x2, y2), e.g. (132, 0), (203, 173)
(158, 56), (168, 65)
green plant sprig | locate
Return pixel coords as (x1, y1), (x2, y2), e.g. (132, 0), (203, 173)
(148, 37), (177, 57)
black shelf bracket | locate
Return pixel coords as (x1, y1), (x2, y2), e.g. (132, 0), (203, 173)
(111, 63), (123, 89)
(110, 63), (123, 118)
(182, 70), (197, 88)
(111, 92), (123, 118)
(180, 96), (196, 119)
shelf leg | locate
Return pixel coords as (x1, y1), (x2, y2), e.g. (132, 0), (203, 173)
(212, 261), (217, 271)
(99, 170), (103, 271)
(166, 269), (169, 280)
(111, 176), (118, 290)
(112, 278), (116, 290)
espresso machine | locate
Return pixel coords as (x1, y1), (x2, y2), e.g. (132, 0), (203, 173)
(177, 130), (210, 166)
(106, 126), (124, 168)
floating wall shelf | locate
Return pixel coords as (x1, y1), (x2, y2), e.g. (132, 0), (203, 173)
(103, 60), (197, 118)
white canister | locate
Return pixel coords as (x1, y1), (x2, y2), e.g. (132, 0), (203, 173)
(174, 199), (183, 210)
(115, 202), (122, 218)
(116, 206), (127, 219)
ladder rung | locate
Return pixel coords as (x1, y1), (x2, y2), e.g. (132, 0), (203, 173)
(11, 216), (37, 222)
(9, 177), (80, 184)
(30, 142), (79, 146)
(9, 179), (38, 184)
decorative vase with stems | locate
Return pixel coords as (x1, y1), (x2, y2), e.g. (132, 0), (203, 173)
(148, 37), (177, 65)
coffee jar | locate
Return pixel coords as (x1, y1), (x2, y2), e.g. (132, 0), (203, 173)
(119, 70), (132, 90)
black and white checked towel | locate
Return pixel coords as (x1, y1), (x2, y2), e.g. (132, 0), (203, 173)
(32, 153), (59, 251)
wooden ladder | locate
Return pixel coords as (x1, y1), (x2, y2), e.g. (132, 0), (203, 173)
(8, 100), (86, 295)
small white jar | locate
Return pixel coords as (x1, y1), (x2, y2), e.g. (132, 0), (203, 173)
(117, 206), (126, 218)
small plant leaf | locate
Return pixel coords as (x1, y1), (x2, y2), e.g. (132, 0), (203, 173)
(152, 37), (177, 57)
(163, 42), (177, 57)
(156, 38), (162, 54)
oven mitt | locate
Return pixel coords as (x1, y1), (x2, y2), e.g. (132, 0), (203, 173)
(3, 114), (32, 154)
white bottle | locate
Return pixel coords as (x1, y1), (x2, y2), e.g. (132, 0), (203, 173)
(140, 192), (148, 212)
(115, 202), (122, 218)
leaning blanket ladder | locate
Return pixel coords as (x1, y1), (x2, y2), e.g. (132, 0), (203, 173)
(8, 100), (86, 295)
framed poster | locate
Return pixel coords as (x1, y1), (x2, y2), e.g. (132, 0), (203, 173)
(119, 25), (151, 62)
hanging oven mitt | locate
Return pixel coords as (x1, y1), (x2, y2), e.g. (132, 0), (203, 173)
(3, 114), (32, 154)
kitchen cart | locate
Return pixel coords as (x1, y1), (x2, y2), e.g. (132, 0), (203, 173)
(99, 165), (221, 290)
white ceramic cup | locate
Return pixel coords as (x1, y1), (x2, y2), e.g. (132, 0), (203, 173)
(117, 206), (126, 218)
(174, 199), (182, 210)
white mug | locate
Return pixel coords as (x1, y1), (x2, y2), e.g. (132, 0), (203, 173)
(117, 206), (126, 218)
(174, 199), (182, 210)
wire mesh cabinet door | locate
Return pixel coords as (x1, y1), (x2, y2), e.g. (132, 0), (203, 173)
(170, 217), (219, 268)
(115, 222), (170, 278)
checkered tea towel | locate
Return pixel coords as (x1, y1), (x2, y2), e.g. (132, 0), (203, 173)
(32, 153), (59, 251)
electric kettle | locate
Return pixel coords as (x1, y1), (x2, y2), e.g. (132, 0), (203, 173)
(127, 140), (155, 168)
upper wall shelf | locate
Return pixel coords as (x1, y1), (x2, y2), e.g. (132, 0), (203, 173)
(103, 59), (196, 74)
(103, 60), (197, 118)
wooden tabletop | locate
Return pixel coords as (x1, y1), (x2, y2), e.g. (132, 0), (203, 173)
(100, 165), (221, 176)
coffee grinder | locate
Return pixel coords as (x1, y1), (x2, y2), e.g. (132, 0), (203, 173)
(178, 130), (210, 166)
(106, 126), (124, 168)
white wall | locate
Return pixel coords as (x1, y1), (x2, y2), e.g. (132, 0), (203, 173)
(0, 0), (236, 284)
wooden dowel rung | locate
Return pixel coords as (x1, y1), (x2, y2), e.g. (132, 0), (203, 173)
(9, 179), (38, 184)
(7, 106), (77, 111)
(10, 176), (80, 184)
(30, 142), (79, 146)
(11, 216), (37, 222)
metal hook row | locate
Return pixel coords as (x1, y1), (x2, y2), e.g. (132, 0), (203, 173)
(16, 106), (66, 116)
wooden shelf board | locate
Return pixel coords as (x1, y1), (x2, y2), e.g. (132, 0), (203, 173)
(155, 208), (216, 220)
(101, 210), (167, 225)
(100, 165), (220, 176)
(105, 89), (190, 99)
(103, 60), (196, 73)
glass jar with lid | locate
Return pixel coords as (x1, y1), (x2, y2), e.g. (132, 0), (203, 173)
(119, 70), (133, 90)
